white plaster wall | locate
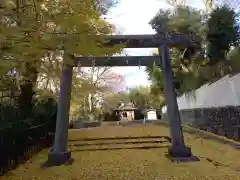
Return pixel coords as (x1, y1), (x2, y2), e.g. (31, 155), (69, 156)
(162, 73), (240, 113)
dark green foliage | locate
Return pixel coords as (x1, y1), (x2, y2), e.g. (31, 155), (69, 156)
(32, 98), (58, 125)
(0, 99), (57, 175)
(206, 6), (239, 64)
(149, 6), (204, 49)
(0, 103), (21, 124)
(148, 5), (240, 98)
(228, 46), (240, 72)
(18, 62), (38, 119)
(144, 67), (165, 96)
(147, 6), (206, 96)
(0, 97), (58, 131)
(0, 97), (57, 175)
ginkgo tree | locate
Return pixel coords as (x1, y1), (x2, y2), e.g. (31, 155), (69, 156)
(0, 0), (122, 116)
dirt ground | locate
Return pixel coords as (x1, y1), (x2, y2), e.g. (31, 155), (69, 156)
(2, 124), (240, 180)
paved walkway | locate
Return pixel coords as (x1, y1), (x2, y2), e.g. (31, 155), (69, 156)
(2, 124), (240, 180)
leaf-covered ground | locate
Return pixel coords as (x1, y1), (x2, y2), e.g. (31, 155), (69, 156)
(2, 124), (240, 180)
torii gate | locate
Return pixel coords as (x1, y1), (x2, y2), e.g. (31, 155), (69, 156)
(48, 34), (194, 165)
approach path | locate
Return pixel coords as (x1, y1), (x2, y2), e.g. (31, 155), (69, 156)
(2, 124), (240, 180)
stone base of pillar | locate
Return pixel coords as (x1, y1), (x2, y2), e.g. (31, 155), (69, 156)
(47, 150), (71, 166)
(168, 145), (192, 158)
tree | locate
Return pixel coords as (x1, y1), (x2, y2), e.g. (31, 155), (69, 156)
(102, 92), (130, 112)
(69, 67), (125, 119)
(0, 0), (122, 117)
(206, 6), (239, 65)
(148, 3), (240, 99)
(228, 46), (240, 73)
(95, 0), (119, 14)
(203, 5), (239, 79)
(129, 86), (163, 110)
(204, 0), (240, 11)
(80, 67), (123, 113)
(149, 6), (205, 70)
(148, 6), (206, 95)
(102, 85), (164, 114)
(167, 0), (186, 6)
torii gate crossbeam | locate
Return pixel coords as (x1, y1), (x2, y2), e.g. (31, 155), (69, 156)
(103, 34), (193, 48)
(48, 34), (193, 165)
(74, 56), (161, 67)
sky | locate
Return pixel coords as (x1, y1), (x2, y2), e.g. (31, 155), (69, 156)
(104, 0), (206, 89)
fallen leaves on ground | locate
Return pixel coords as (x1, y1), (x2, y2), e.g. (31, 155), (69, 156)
(2, 124), (240, 180)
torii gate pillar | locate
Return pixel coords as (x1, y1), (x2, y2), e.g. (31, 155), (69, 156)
(48, 63), (73, 165)
(160, 45), (192, 157)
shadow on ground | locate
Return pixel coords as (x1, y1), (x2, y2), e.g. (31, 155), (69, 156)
(68, 136), (171, 142)
(165, 154), (200, 163)
(71, 145), (169, 152)
(69, 140), (169, 147)
(41, 157), (75, 169)
(69, 135), (171, 152)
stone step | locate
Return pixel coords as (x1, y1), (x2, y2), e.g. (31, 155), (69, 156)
(69, 141), (170, 152)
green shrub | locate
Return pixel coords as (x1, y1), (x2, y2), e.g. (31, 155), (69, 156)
(32, 97), (58, 125)
(0, 103), (21, 123)
(0, 97), (58, 132)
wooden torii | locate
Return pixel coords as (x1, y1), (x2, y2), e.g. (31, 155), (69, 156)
(48, 34), (194, 165)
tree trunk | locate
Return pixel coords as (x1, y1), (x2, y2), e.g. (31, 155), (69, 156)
(18, 61), (38, 118)
(88, 93), (92, 112)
